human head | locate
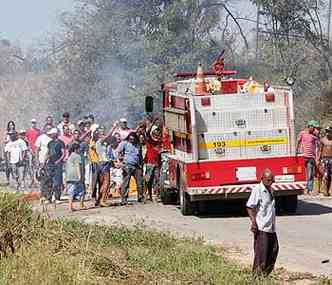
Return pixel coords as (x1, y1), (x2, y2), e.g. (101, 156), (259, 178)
(326, 126), (332, 139)
(88, 114), (95, 123)
(261, 168), (274, 189)
(97, 126), (105, 138)
(31, 118), (37, 128)
(136, 122), (146, 136)
(307, 120), (319, 134)
(119, 118), (127, 129)
(7, 121), (15, 132)
(47, 127), (58, 139)
(62, 112), (70, 124)
(70, 142), (80, 154)
(114, 159), (121, 169)
(73, 129), (81, 141)
(63, 124), (71, 136)
(84, 120), (91, 132)
(77, 120), (85, 132)
(114, 132), (121, 144)
(8, 130), (17, 141)
(127, 132), (137, 144)
(46, 116), (53, 126)
(18, 129), (26, 139)
(44, 124), (52, 134)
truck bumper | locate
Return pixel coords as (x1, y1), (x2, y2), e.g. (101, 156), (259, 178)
(187, 182), (305, 202)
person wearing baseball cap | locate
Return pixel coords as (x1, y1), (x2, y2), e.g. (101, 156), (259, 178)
(296, 120), (320, 194)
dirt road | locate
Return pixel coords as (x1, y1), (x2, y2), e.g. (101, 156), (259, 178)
(38, 195), (332, 277)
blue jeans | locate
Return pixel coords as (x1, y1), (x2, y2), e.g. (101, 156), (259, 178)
(305, 158), (315, 192)
(47, 163), (63, 200)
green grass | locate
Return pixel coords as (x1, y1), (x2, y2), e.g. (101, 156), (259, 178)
(0, 192), (281, 284)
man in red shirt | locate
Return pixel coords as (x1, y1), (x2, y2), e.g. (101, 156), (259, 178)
(296, 120), (320, 194)
(59, 125), (73, 162)
(144, 124), (162, 201)
(25, 119), (41, 154)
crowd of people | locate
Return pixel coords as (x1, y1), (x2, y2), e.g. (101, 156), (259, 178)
(296, 119), (332, 196)
(2, 112), (169, 211)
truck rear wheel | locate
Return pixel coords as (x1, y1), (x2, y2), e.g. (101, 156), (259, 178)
(180, 187), (194, 215)
(282, 195), (298, 213)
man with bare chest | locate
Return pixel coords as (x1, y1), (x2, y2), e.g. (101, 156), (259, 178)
(317, 126), (332, 196)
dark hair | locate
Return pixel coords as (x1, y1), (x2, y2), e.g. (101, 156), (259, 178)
(69, 143), (80, 153)
(63, 112), (70, 118)
(7, 121), (15, 132)
(127, 132), (138, 143)
(88, 114), (94, 120)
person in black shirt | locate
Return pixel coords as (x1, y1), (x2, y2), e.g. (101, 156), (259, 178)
(46, 128), (65, 204)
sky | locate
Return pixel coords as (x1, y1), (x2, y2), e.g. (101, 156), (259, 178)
(0, 0), (74, 49)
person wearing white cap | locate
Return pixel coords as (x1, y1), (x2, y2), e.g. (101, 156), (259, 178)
(112, 118), (132, 141)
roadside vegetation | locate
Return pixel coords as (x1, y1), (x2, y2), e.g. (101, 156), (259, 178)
(0, 192), (281, 285)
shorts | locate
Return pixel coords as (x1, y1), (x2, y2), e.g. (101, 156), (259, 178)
(67, 182), (84, 200)
(320, 158), (332, 177)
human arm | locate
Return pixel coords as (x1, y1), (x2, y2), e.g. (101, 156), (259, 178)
(246, 207), (258, 233)
(79, 129), (92, 141)
(316, 139), (323, 164)
(246, 187), (260, 234)
(55, 142), (65, 164)
(76, 160), (81, 181)
(101, 122), (119, 144)
(296, 132), (302, 155)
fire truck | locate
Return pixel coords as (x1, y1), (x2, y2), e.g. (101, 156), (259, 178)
(155, 57), (306, 215)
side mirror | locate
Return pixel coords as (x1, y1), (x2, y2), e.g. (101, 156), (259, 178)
(145, 96), (154, 113)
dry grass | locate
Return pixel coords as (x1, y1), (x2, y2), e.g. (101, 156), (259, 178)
(0, 192), (325, 285)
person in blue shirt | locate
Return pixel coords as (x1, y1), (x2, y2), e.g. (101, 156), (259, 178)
(116, 132), (144, 205)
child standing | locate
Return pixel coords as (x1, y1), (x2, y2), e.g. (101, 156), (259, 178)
(66, 143), (86, 211)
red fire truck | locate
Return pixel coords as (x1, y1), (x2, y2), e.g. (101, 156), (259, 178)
(156, 60), (306, 215)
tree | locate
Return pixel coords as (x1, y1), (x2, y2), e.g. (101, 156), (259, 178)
(45, 0), (228, 124)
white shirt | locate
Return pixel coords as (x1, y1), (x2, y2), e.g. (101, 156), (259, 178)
(110, 167), (123, 187)
(57, 122), (75, 136)
(5, 139), (27, 164)
(246, 182), (276, 233)
(113, 127), (132, 141)
(35, 134), (52, 163)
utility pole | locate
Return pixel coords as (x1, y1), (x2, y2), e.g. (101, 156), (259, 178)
(255, 4), (260, 62)
(328, 0), (332, 47)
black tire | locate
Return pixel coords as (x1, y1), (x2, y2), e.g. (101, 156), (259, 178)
(160, 186), (173, 204)
(180, 187), (194, 215)
(282, 195), (298, 214)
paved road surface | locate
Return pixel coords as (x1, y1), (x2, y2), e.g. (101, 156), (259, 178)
(37, 195), (332, 277)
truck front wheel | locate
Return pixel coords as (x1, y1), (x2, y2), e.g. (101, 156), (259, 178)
(180, 187), (194, 215)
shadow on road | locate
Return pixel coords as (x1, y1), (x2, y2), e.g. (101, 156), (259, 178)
(189, 198), (332, 218)
(289, 200), (332, 216)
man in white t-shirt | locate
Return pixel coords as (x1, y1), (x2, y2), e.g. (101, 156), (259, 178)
(246, 169), (278, 276)
(35, 125), (52, 165)
(4, 131), (28, 190)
